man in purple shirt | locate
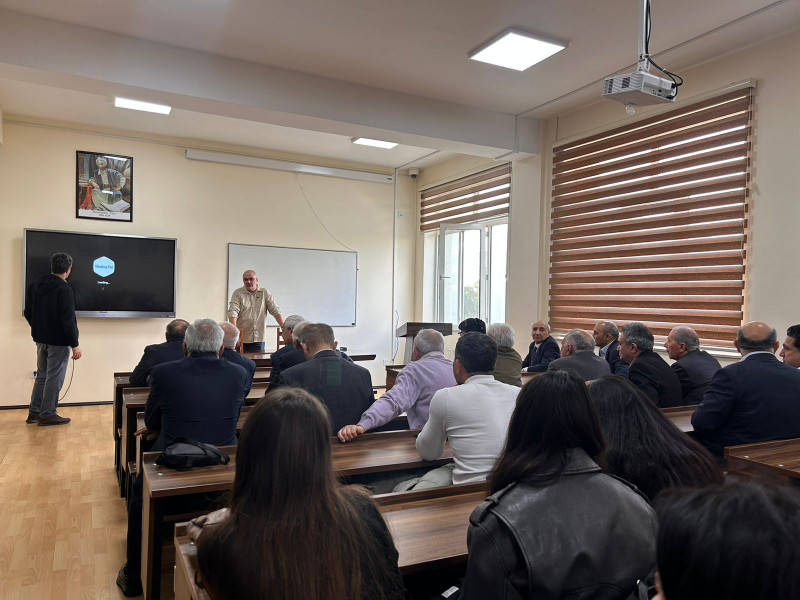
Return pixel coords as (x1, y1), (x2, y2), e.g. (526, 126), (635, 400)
(337, 329), (456, 442)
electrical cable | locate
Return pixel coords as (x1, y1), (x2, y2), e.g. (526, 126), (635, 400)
(59, 359), (76, 401)
(294, 174), (356, 252)
(644, 0), (683, 100)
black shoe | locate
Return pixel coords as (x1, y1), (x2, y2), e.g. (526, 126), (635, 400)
(37, 414), (71, 426)
(25, 412), (39, 424)
(116, 564), (143, 597)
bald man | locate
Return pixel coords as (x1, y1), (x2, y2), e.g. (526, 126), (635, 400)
(521, 320), (561, 372)
(692, 321), (800, 460)
(547, 329), (611, 381)
(227, 269), (285, 352)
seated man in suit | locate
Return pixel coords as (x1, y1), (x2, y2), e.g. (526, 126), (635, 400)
(276, 323), (373, 433)
(592, 320), (629, 377)
(487, 323), (522, 386)
(338, 329), (456, 442)
(128, 318), (189, 386)
(117, 319), (248, 597)
(780, 324), (800, 368)
(666, 325), (721, 405)
(219, 321), (257, 399)
(548, 328), (611, 381)
(412, 333), (519, 487)
(267, 319), (310, 390)
(619, 322), (682, 408)
(692, 321), (800, 460)
(521, 320), (560, 372)
(266, 314), (305, 383)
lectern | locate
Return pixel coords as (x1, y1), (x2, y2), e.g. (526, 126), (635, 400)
(396, 322), (454, 363)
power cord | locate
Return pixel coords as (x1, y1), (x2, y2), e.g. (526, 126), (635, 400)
(31, 358), (77, 403)
(644, 0), (684, 100)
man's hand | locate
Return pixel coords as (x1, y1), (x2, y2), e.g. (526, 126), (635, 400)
(71, 346), (82, 360)
(337, 424), (365, 443)
(134, 427), (159, 441)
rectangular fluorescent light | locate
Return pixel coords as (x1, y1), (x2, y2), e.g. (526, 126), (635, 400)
(469, 28), (566, 71)
(114, 97), (172, 115)
(351, 137), (398, 149)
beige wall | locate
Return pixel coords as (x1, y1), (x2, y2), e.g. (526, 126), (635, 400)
(0, 120), (416, 407)
(541, 28), (800, 364)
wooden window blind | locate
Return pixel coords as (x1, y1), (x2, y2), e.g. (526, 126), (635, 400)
(549, 87), (752, 348)
(420, 164), (510, 232)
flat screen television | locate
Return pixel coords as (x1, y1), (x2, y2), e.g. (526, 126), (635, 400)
(24, 229), (177, 318)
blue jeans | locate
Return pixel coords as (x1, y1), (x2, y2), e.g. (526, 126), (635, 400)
(30, 343), (71, 418)
(242, 342), (265, 353)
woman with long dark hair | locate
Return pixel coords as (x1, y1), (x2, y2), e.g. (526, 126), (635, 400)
(459, 370), (657, 600)
(588, 375), (723, 501)
(193, 387), (405, 600)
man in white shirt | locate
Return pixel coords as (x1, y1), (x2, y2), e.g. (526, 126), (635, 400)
(414, 332), (519, 487)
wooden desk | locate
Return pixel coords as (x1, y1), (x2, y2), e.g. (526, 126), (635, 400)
(173, 481), (487, 600)
(385, 364), (405, 391)
(725, 438), (800, 486)
(142, 430), (452, 600)
(243, 352), (376, 367)
(661, 405), (697, 433)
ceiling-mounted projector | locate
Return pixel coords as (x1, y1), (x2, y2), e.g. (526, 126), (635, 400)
(602, 0), (682, 109)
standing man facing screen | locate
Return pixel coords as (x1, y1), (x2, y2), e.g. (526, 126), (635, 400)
(24, 252), (82, 425)
(227, 269), (285, 352)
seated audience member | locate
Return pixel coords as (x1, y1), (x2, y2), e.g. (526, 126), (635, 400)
(487, 322), (522, 386)
(219, 321), (257, 398)
(588, 375), (722, 501)
(780, 324), (800, 368)
(117, 319), (249, 597)
(458, 317), (486, 335)
(266, 314), (305, 386)
(459, 370), (656, 599)
(665, 325), (721, 405)
(653, 481), (800, 600)
(619, 322), (682, 408)
(267, 319), (309, 390)
(337, 329), (455, 442)
(521, 320), (560, 372)
(192, 387), (405, 600)
(276, 323), (373, 433)
(592, 320), (629, 376)
(692, 321), (800, 460)
(414, 333), (518, 487)
(128, 318), (189, 386)
(548, 328), (611, 381)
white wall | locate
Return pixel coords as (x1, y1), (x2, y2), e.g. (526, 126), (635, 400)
(0, 119), (416, 407)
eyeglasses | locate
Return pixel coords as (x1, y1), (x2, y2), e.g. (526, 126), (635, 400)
(243, 278), (256, 281)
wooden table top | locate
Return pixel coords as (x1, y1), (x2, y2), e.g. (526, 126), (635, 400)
(661, 404), (697, 433)
(243, 352), (376, 366)
(725, 437), (800, 480)
(144, 429), (452, 498)
(123, 382), (267, 407)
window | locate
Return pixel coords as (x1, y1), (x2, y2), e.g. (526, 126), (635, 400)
(420, 165), (510, 325)
(548, 87), (752, 348)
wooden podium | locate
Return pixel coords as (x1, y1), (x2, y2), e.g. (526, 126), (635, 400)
(396, 322), (453, 364)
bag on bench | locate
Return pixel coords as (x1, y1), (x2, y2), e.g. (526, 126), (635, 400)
(155, 438), (230, 470)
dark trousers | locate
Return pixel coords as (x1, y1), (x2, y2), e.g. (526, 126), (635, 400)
(242, 342), (265, 352)
(125, 473), (144, 580)
(30, 343), (70, 418)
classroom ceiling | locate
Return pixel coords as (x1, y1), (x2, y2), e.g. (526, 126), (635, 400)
(0, 0), (798, 168)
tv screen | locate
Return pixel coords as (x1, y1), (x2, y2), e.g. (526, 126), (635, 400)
(24, 229), (177, 318)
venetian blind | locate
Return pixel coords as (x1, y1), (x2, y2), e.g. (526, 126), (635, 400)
(549, 87), (752, 348)
(420, 164), (510, 232)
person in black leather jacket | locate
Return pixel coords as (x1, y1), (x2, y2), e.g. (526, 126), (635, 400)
(459, 370), (657, 600)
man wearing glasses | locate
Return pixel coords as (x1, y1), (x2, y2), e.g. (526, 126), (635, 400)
(228, 270), (285, 352)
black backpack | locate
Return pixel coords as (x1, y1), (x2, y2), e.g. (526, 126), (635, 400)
(155, 438), (230, 470)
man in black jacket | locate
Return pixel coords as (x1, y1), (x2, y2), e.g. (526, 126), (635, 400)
(619, 322), (682, 408)
(219, 321), (257, 399)
(521, 320), (560, 372)
(24, 253), (82, 426)
(592, 320), (629, 377)
(276, 323), (373, 433)
(666, 326), (721, 405)
(266, 314), (305, 388)
(267, 319), (310, 390)
(128, 319), (189, 386)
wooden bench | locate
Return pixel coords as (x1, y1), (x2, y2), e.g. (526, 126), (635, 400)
(173, 481), (488, 600)
(243, 351), (376, 367)
(141, 430), (453, 600)
(725, 437), (800, 486)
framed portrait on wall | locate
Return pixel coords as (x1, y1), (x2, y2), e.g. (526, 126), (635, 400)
(76, 151), (133, 222)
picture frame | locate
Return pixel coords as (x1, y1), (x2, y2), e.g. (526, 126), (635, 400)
(76, 150), (133, 222)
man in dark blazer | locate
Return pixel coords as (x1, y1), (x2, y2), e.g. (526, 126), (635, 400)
(619, 322), (682, 408)
(267, 319), (309, 390)
(266, 315), (306, 388)
(219, 321), (257, 399)
(128, 318), (189, 386)
(522, 320), (561, 372)
(592, 320), (630, 377)
(666, 326), (721, 405)
(548, 329), (611, 381)
(275, 322), (373, 433)
(692, 321), (800, 460)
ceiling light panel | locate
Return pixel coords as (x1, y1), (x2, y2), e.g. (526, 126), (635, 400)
(114, 97), (172, 114)
(469, 29), (566, 71)
(351, 137), (398, 149)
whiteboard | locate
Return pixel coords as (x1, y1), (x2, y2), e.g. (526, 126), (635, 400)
(227, 244), (358, 326)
